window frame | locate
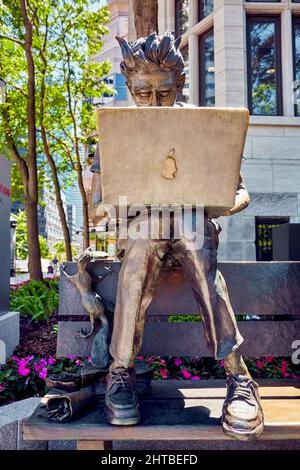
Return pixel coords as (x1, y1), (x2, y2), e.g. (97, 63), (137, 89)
(292, 16), (300, 117)
(198, 28), (215, 107)
(246, 14), (283, 116)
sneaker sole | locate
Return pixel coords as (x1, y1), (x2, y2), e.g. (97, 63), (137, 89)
(222, 418), (264, 441)
(105, 406), (141, 426)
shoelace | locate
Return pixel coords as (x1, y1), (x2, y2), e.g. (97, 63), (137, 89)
(108, 368), (133, 392)
(228, 379), (255, 406)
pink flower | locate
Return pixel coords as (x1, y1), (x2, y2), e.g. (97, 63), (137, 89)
(174, 358), (183, 367)
(76, 360), (82, 366)
(39, 359), (47, 368)
(160, 369), (168, 378)
(17, 358), (30, 368)
(265, 356), (274, 363)
(0, 385), (4, 392)
(34, 363), (42, 372)
(39, 368), (47, 379)
(279, 360), (290, 377)
(219, 360), (224, 368)
(136, 356), (143, 360)
(147, 358), (154, 365)
(257, 361), (264, 369)
(48, 357), (55, 366)
(160, 358), (166, 365)
(182, 368), (191, 379)
(191, 376), (200, 380)
(18, 366), (31, 377)
(87, 356), (92, 362)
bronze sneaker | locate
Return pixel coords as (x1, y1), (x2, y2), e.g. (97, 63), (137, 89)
(222, 375), (264, 441)
(105, 367), (140, 426)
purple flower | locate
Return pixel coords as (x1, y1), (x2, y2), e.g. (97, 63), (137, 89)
(67, 356), (76, 360)
(174, 358), (183, 367)
(219, 360), (224, 368)
(182, 368), (191, 379)
(39, 368), (47, 379)
(0, 385), (4, 392)
(87, 356), (92, 363)
(18, 366), (31, 377)
(191, 376), (201, 380)
(76, 360), (82, 366)
(39, 359), (47, 368)
(34, 363), (42, 372)
(48, 357), (55, 366)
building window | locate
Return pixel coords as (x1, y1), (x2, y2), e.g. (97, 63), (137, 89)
(175, 0), (189, 37)
(246, 16), (282, 116)
(255, 217), (289, 261)
(199, 30), (215, 106)
(179, 45), (189, 103)
(293, 17), (300, 116)
(198, 0), (213, 21)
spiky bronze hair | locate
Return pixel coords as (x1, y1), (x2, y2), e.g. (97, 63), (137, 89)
(116, 31), (185, 86)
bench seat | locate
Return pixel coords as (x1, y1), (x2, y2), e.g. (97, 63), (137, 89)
(23, 379), (300, 447)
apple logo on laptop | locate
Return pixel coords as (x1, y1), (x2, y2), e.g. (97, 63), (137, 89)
(161, 149), (178, 180)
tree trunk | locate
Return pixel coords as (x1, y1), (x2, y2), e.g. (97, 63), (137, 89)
(41, 129), (73, 261)
(132, 0), (158, 37)
(20, 0), (43, 280)
(75, 144), (90, 251)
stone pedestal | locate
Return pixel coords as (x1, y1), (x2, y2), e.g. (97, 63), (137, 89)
(0, 311), (20, 363)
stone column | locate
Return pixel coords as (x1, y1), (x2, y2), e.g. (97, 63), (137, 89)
(214, 0), (246, 107)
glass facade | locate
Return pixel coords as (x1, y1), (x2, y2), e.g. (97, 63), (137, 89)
(198, 0), (213, 21)
(199, 30), (215, 106)
(293, 18), (300, 116)
(247, 16), (282, 115)
(175, 0), (189, 37)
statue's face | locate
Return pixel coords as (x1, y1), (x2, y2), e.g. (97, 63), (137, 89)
(128, 68), (181, 107)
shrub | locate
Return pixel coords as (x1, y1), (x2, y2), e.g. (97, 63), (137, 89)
(10, 278), (59, 321)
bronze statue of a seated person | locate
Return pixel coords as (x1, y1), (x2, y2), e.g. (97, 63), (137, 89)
(90, 32), (264, 441)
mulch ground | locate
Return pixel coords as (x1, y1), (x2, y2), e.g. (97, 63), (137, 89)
(14, 314), (58, 357)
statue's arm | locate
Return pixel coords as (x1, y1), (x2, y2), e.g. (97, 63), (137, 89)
(222, 172), (250, 216)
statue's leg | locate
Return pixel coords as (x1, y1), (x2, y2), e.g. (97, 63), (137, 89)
(171, 217), (243, 359)
(105, 213), (169, 425)
(171, 215), (263, 440)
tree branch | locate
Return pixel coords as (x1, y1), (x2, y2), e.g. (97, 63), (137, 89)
(0, 34), (25, 46)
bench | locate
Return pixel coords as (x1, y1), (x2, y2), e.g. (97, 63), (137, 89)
(23, 260), (300, 450)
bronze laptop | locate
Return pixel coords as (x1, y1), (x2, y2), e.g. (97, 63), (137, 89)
(96, 107), (249, 210)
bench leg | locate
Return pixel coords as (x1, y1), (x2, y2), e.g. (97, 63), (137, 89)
(77, 440), (112, 450)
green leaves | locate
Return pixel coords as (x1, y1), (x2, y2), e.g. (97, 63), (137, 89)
(10, 278), (59, 321)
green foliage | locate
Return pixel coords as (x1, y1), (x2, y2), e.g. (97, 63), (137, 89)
(14, 210), (28, 260)
(10, 278), (59, 321)
(168, 315), (202, 323)
(39, 235), (50, 259)
(0, 0), (112, 258)
(0, 356), (84, 406)
(53, 239), (77, 261)
(14, 210), (50, 260)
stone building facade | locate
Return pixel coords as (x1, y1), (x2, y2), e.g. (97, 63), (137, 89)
(128, 0), (300, 261)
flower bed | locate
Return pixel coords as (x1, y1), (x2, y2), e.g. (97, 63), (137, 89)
(0, 354), (299, 407)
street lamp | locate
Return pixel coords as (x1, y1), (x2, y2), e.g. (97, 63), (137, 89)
(0, 77), (6, 104)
